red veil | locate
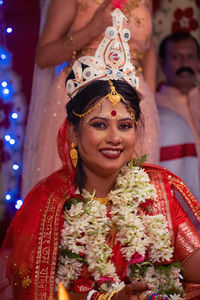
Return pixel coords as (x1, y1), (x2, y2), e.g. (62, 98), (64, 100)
(0, 119), (200, 300)
(0, 119), (76, 300)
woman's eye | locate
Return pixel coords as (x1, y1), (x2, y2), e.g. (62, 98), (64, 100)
(119, 123), (133, 130)
(90, 122), (106, 129)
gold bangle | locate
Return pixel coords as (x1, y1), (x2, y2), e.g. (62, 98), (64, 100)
(63, 35), (77, 62)
(63, 35), (74, 47)
(135, 66), (143, 76)
(138, 291), (157, 300)
(71, 50), (77, 61)
(98, 294), (107, 300)
(94, 292), (102, 300)
(107, 291), (118, 299)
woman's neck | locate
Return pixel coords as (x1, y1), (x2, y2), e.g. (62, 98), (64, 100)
(83, 168), (119, 198)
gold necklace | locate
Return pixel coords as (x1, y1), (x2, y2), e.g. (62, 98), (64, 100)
(93, 196), (110, 205)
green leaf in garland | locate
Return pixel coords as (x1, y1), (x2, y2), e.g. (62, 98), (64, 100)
(131, 154), (148, 167)
(65, 197), (84, 210)
(129, 261), (184, 297)
(59, 248), (86, 263)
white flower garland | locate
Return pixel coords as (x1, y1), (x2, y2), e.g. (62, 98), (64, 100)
(56, 163), (184, 298)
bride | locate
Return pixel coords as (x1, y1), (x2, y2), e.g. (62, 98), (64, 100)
(1, 8), (200, 300)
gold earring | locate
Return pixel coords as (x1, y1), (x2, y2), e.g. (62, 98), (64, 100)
(70, 143), (78, 168)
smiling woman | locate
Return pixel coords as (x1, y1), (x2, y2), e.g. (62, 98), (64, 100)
(67, 80), (139, 192)
(66, 79), (141, 191)
(1, 8), (200, 300)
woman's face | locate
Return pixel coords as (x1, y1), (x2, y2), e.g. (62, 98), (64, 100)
(70, 98), (136, 178)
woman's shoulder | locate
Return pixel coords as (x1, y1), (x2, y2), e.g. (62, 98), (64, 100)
(142, 163), (182, 181)
(142, 163), (199, 207)
(142, 163), (188, 189)
(143, 162), (169, 171)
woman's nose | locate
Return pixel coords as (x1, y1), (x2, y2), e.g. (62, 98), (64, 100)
(105, 127), (121, 144)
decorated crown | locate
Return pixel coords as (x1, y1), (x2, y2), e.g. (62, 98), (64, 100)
(66, 8), (139, 98)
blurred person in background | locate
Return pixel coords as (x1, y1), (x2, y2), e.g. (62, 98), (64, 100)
(156, 31), (200, 201)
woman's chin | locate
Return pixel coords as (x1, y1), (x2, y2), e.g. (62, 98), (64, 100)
(101, 155), (131, 170)
(91, 160), (127, 177)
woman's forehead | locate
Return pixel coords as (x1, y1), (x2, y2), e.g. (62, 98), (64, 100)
(84, 98), (133, 122)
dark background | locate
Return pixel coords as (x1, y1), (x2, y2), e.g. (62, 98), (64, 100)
(4, 0), (40, 107)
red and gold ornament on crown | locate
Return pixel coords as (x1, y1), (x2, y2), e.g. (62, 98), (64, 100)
(112, 0), (127, 9)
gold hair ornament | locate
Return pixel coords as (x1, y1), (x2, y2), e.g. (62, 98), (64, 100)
(73, 80), (138, 124)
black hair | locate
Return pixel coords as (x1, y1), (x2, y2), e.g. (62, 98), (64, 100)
(159, 31), (200, 60)
(66, 71), (142, 190)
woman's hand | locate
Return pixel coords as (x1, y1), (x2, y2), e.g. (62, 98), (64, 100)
(36, 0), (113, 68)
(54, 282), (149, 300)
(112, 281), (149, 300)
(87, 0), (113, 36)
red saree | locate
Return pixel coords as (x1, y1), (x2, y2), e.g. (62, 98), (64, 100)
(1, 120), (200, 300)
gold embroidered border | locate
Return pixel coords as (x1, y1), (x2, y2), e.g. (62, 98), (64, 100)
(33, 186), (69, 300)
(49, 191), (66, 296)
(176, 220), (200, 262)
(168, 176), (200, 223)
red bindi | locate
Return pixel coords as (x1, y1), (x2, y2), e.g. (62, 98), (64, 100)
(111, 110), (117, 116)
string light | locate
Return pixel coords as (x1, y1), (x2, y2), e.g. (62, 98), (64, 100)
(12, 163), (19, 171)
(9, 138), (16, 145)
(0, 81), (14, 100)
(4, 134), (11, 142)
(4, 135), (17, 145)
(5, 194), (11, 201)
(3, 87), (9, 94)
(6, 27), (13, 34)
(1, 80), (7, 87)
(0, 53), (6, 59)
(15, 199), (23, 210)
(55, 61), (68, 75)
(11, 112), (18, 119)
(0, 46), (12, 67)
(1, 0), (26, 212)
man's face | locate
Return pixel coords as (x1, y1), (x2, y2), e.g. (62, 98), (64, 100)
(161, 38), (199, 90)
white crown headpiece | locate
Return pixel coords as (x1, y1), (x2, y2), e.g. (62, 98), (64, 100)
(66, 8), (139, 98)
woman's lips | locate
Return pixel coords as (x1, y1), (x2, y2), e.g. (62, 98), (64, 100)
(100, 148), (122, 159)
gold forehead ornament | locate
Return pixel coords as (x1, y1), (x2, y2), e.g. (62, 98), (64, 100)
(108, 80), (121, 108)
(73, 80), (138, 124)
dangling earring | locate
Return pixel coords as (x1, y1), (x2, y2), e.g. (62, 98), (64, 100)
(70, 143), (78, 168)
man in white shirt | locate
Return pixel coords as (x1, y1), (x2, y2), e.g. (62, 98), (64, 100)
(156, 32), (200, 201)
